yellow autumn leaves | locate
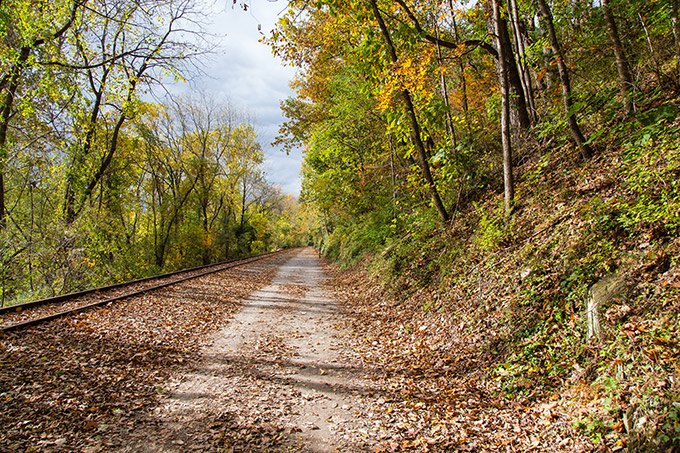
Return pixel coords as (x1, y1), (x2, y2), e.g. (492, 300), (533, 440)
(377, 47), (441, 113)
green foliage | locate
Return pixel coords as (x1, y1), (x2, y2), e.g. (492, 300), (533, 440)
(0, 1), (298, 304)
(0, 92), (303, 305)
(473, 201), (514, 251)
(272, 1), (680, 451)
(616, 112), (680, 234)
(322, 209), (394, 266)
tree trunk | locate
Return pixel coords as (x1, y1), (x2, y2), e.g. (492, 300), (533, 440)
(223, 202), (232, 259)
(493, 4), (532, 132)
(493, 0), (514, 215)
(240, 173), (247, 230)
(483, 0), (532, 132)
(638, 12), (663, 85)
(66, 64), (145, 224)
(201, 198), (211, 265)
(508, 0), (537, 122)
(64, 69), (109, 222)
(536, 0), (593, 159)
(0, 46), (30, 229)
(601, 0), (634, 114)
(368, 0), (449, 222)
(68, 109), (127, 223)
(671, 0), (680, 85)
(396, 0), (530, 131)
(435, 24), (457, 152)
(449, 4), (471, 130)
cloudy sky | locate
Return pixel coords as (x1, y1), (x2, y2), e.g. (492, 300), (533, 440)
(171, 0), (301, 195)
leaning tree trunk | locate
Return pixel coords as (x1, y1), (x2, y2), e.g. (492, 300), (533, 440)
(64, 69), (109, 223)
(536, 0), (593, 160)
(369, 0), (449, 222)
(493, 0), (515, 215)
(601, 0), (634, 115)
(66, 62), (146, 224)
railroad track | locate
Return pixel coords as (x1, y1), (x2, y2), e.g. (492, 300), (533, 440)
(0, 249), (295, 332)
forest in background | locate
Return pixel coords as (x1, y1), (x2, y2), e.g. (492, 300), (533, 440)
(0, 0), (310, 306)
(271, 0), (680, 450)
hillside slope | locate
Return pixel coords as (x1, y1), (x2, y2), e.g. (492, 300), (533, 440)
(329, 110), (680, 451)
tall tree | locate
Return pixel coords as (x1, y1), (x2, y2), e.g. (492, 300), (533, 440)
(393, 0), (532, 131)
(0, 0), (87, 228)
(492, 0), (514, 215)
(140, 104), (201, 268)
(536, 0), (593, 159)
(507, 0), (537, 122)
(233, 124), (264, 231)
(601, 0), (634, 114)
(368, 0), (449, 222)
(182, 95), (236, 264)
(63, 0), (202, 223)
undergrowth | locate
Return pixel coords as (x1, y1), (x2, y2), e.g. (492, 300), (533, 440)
(326, 102), (680, 451)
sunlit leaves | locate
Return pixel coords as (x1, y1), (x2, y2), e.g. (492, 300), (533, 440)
(0, 1), (305, 303)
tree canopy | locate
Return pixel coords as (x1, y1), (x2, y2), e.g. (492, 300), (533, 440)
(0, 0), (309, 305)
(270, 0), (680, 235)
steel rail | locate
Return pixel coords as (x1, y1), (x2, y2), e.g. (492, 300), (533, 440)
(0, 249), (294, 332)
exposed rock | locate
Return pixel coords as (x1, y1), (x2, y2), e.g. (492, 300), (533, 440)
(519, 267), (533, 282)
(586, 274), (627, 340)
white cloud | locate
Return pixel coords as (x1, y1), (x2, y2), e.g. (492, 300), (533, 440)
(163, 0), (302, 195)
(211, 1), (302, 195)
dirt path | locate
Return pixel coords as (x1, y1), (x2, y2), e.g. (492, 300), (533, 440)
(1, 248), (595, 452)
(126, 248), (385, 452)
